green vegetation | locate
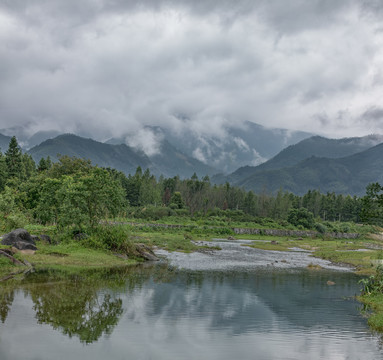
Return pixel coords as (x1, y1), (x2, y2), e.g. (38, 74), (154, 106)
(359, 266), (383, 331)
(3, 136), (383, 333)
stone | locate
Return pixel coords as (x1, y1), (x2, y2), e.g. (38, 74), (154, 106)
(1, 229), (38, 251)
(135, 244), (159, 261)
(73, 233), (88, 240)
(39, 234), (52, 244)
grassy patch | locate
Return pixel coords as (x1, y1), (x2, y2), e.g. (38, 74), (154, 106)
(127, 231), (206, 252)
(359, 293), (383, 332)
(238, 235), (383, 275)
(9, 242), (137, 271)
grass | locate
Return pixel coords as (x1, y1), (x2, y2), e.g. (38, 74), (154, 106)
(238, 234), (383, 275)
(0, 242), (137, 278)
(127, 231), (213, 252)
(359, 293), (383, 332)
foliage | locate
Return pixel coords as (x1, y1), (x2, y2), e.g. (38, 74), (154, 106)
(360, 182), (383, 226)
(287, 208), (315, 229)
(359, 265), (383, 295)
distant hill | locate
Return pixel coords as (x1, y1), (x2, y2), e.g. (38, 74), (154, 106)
(235, 142), (383, 196)
(106, 122), (313, 174)
(28, 134), (151, 174)
(0, 134), (12, 153)
(216, 134), (383, 185)
(28, 134), (216, 178)
(148, 139), (216, 178)
(24, 130), (62, 149)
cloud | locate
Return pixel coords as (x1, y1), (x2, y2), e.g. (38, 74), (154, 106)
(0, 0), (383, 144)
(233, 137), (250, 152)
(124, 128), (164, 156)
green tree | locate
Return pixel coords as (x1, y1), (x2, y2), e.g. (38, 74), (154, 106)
(35, 166), (127, 228)
(360, 183), (383, 225)
(170, 191), (184, 209)
(5, 136), (23, 179)
(287, 208), (315, 229)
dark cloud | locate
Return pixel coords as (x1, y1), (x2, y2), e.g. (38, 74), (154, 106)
(361, 107), (383, 124)
(0, 0), (382, 143)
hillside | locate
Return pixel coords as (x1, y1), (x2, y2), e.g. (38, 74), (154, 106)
(28, 134), (216, 178)
(106, 122), (313, 174)
(217, 134), (383, 185)
(28, 134), (152, 174)
(235, 143), (383, 196)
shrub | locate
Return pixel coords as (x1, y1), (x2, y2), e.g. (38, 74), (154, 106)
(287, 208), (315, 229)
(315, 223), (327, 234)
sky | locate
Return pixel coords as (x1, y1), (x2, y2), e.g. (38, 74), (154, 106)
(1, 0), (383, 141)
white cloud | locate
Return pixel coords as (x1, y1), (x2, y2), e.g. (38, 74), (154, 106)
(0, 1), (383, 140)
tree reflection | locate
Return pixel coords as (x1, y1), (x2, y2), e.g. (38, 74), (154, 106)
(0, 265), (172, 344)
(0, 289), (14, 323)
(30, 283), (123, 344)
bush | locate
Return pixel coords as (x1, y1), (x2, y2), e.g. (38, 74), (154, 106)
(84, 225), (133, 253)
(287, 208), (315, 229)
(315, 223), (327, 234)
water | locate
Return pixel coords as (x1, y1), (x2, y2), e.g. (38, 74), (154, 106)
(0, 241), (382, 360)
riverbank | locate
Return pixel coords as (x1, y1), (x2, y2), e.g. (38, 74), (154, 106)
(1, 221), (382, 277)
(1, 221), (383, 334)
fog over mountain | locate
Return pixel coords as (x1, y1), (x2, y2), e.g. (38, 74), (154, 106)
(1, 0), (383, 153)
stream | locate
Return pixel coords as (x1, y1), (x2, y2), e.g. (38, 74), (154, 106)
(0, 239), (382, 360)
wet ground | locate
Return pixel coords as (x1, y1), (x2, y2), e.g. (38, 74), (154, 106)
(155, 238), (352, 272)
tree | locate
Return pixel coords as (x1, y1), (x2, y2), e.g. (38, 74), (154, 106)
(35, 166), (127, 228)
(5, 136), (23, 179)
(360, 183), (383, 225)
(287, 208), (315, 229)
(170, 192), (184, 209)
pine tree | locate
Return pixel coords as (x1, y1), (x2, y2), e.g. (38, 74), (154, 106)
(5, 136), (23, 179)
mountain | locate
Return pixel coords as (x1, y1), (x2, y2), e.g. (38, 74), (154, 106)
(148, 139), (216, 178)
(106, 122), (313, 174)
(28, 134), (151, 174)
(24, 130), (62, 149)
(217, 134), (383, 185)
(0, 134), (12, 153)
(28, 134), (216, 178)
(235, 142), (383, 196)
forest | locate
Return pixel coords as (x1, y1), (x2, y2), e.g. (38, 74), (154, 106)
(0, 136), (380, 234)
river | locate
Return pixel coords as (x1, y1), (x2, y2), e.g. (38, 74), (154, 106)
(0, 239), (382, 360)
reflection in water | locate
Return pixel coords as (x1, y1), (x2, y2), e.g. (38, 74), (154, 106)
(0, 265), (382, 360)
(0, 265), (173, 344)
(0, 289), (14, 323)
(31, 285), (122, 344)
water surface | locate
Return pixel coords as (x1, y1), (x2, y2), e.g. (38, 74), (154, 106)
(0, 241), (382, 360)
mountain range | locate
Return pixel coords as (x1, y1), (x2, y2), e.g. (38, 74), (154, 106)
(1, 122), (383, 196)
(215, 134), (383, 196)
(28, 134), (216, 178)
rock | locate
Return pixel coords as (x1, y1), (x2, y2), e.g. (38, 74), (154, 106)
(135, 244), (159, 261)
(1, 229), (38, 251)
(73, 233), (88, 240)
(31, 235), (40, 242)
(327, 280), (336, 286)
(39, 234), (52, 244)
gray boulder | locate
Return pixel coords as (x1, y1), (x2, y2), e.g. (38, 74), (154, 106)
(1, 229), (38, 251)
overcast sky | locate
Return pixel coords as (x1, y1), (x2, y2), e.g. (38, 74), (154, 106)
(1, 0), (383, 141)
